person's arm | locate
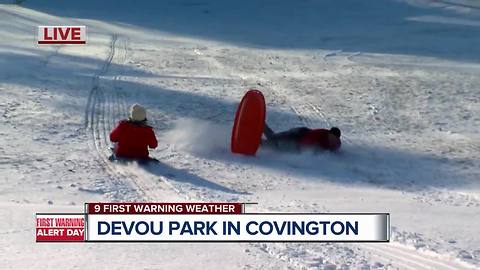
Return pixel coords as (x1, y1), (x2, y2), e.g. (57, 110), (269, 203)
(148, 128), (158, 149)
(109, 122), (123, 142)
(329, 135), (341, 151)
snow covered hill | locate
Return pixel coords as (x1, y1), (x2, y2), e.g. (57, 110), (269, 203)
(1, 0), (479, 269)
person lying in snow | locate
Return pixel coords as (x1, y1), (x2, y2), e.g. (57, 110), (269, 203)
(262, 124), (341, 152)
(109, 104), (158, 160)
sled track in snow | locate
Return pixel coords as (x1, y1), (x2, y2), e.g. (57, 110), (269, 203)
(84, 35), (183, 201)
(84, 34), (136, 200)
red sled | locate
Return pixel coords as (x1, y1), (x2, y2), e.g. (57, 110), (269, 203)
(231, 89), (266, 156)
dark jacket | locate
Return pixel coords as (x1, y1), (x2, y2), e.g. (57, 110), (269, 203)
(298, 129), (341, 151)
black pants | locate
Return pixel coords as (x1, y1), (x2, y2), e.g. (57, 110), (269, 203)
(263, 124), (310, 149)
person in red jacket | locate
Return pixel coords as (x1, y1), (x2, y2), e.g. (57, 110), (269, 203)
(262, 124), (341, 152)
(109, 104), (158, 160)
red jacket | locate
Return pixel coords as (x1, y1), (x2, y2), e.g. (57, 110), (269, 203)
(299, 129), (341, 151)
(109, 120), (158, 159)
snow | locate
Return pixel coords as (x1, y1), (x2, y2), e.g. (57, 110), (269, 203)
(1, 0), (479, 269)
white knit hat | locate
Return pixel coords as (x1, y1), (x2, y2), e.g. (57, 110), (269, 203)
(129, 104), (147, 122)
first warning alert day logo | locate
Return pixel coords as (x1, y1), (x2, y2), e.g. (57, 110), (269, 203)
(36, 203), (390, 243)
(36, 214), (85, 242)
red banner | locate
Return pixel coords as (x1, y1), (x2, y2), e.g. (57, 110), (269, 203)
(87, 203), (243, 214)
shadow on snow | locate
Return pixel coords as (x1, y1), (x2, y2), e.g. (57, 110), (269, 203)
(20, 0), (480, 63)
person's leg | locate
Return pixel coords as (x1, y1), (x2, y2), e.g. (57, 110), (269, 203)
(274, 127), (310, 141)
(138, 157), (159, 164)
(262, 125), (311, 151)
(263, 123), (276, 140)
(263, 123), (280, 148)
(108, 145), (117, 161)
